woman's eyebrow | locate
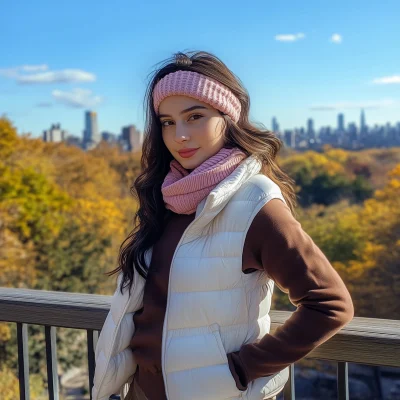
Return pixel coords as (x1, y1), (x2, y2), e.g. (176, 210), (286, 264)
(158, 105), (208, 118)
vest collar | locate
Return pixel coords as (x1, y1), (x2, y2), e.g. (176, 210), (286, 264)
(186, 154), (262, 241)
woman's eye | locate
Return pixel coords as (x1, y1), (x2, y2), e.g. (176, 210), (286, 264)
(188, 114), (203, 121)
(161, 115), (202, 126)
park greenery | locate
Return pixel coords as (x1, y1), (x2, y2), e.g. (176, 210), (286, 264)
(1, 116), (399, 398)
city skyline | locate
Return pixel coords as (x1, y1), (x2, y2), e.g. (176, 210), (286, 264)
(275, 108), (400, 151)
(1, 1), (400, 138)
(41, 107), (400, 154)
(27, 104), (400, 149)
(272, 108), (400, 134)
(42, 109), (144, 152)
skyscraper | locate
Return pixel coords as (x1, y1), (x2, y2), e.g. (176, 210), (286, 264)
(338, 113), (345, 131)
(360, 109), (366, 134)
(271, 117), (280, 133)
(284, 130), (296, 148)
(121, 125), (143, 152)
(307, 118), (315, 135)
(83, 110), (100, 149)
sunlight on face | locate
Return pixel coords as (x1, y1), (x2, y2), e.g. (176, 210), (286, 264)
(158, 95), (227, 170)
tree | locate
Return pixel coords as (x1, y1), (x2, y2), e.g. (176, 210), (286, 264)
(0, 117), (18, 160)
(0, 117), (129, 388)
(344, 164), (400, 319)
(281, 150), (374, 207)
(293, 163), (400, 320)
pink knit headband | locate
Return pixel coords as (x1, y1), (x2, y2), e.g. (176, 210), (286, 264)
(152, 70), (241, 123)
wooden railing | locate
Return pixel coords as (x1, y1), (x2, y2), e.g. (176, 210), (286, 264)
(0, 287), (399, 400)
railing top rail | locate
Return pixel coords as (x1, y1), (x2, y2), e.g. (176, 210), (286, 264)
(0, 287), (111, 330)
(1, 287), (399, 367)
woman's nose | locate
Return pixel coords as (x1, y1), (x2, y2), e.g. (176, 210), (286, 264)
(175, 124), (189, 142)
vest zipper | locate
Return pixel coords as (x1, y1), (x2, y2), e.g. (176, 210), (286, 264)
(161, 201), (210, 400)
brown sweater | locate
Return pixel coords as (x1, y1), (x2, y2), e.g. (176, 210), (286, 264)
(129, 199), (354, 399)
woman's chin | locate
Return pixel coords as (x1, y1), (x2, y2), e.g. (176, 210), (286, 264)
(180, 161), (200, 171)
(177, 154), (203, 170)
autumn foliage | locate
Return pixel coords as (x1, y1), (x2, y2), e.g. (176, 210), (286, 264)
(0, 117), (140, 396)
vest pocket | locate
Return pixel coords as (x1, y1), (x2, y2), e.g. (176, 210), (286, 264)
(209, 323), (228, 364)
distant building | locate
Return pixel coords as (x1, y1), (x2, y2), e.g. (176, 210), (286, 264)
(337, 113), (345, 132)
(65, 135), (83, 149)
(284, 130), (296, 148)
(121, 125), (143, 152)
(348, 122), (358, 148)
(271, 117), (280, 133)
(43, 123), (67, 142)
(360, 109), (366, 134)
(307, 118), (316, 144)
(83, 110), (100, 150)
(101, 131), (118, 143)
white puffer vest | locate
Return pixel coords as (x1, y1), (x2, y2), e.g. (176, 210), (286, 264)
(92, 155), (289, 400)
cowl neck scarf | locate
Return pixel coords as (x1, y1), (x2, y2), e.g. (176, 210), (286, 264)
(161, 147), (247, 215)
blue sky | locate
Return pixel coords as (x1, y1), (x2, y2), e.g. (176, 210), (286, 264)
(1, 0), (399, 139)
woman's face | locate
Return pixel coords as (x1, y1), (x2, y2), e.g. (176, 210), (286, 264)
(158, 95), (226, 170)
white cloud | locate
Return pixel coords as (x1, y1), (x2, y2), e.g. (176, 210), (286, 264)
(18, 69), (96, 84)
(0, 64), (48, 78)
(52, 88), (103, 108)
(372, 75), (400, 84)
(0, 65), (96, 84)
(0, 68), (20, 79)
(330, 34), (343, 44)
(275, 33), (305, 42)
(310, 98), (397, 111)
(21, 64), (49, 72)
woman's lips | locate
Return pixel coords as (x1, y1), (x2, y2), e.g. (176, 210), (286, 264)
(178, 148), (199, 158)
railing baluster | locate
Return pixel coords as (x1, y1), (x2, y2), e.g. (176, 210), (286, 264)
(337, 362), (349, 400)
(283, 363), (295, 399)
(373, 366), (383, 399)
(87, 329), (99, 399)
(17, 323), (30, 400)
(45, 325), (59, 400)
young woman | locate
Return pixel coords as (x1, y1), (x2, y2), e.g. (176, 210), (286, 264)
(92, 51), (354, 400)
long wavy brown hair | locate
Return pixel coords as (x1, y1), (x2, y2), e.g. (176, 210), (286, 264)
(107, 50), (298, 294)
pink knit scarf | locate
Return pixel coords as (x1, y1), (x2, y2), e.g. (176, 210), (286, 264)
(161, 147), (247, 215)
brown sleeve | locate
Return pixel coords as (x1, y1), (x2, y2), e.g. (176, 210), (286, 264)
(227, 198), (354, 391)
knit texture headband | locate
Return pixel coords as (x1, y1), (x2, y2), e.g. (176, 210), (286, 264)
(153, 70), (242, 123)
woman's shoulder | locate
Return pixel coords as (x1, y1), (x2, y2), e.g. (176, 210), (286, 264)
(248, 173), (282, 194)
(233, 173), (284, 205)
